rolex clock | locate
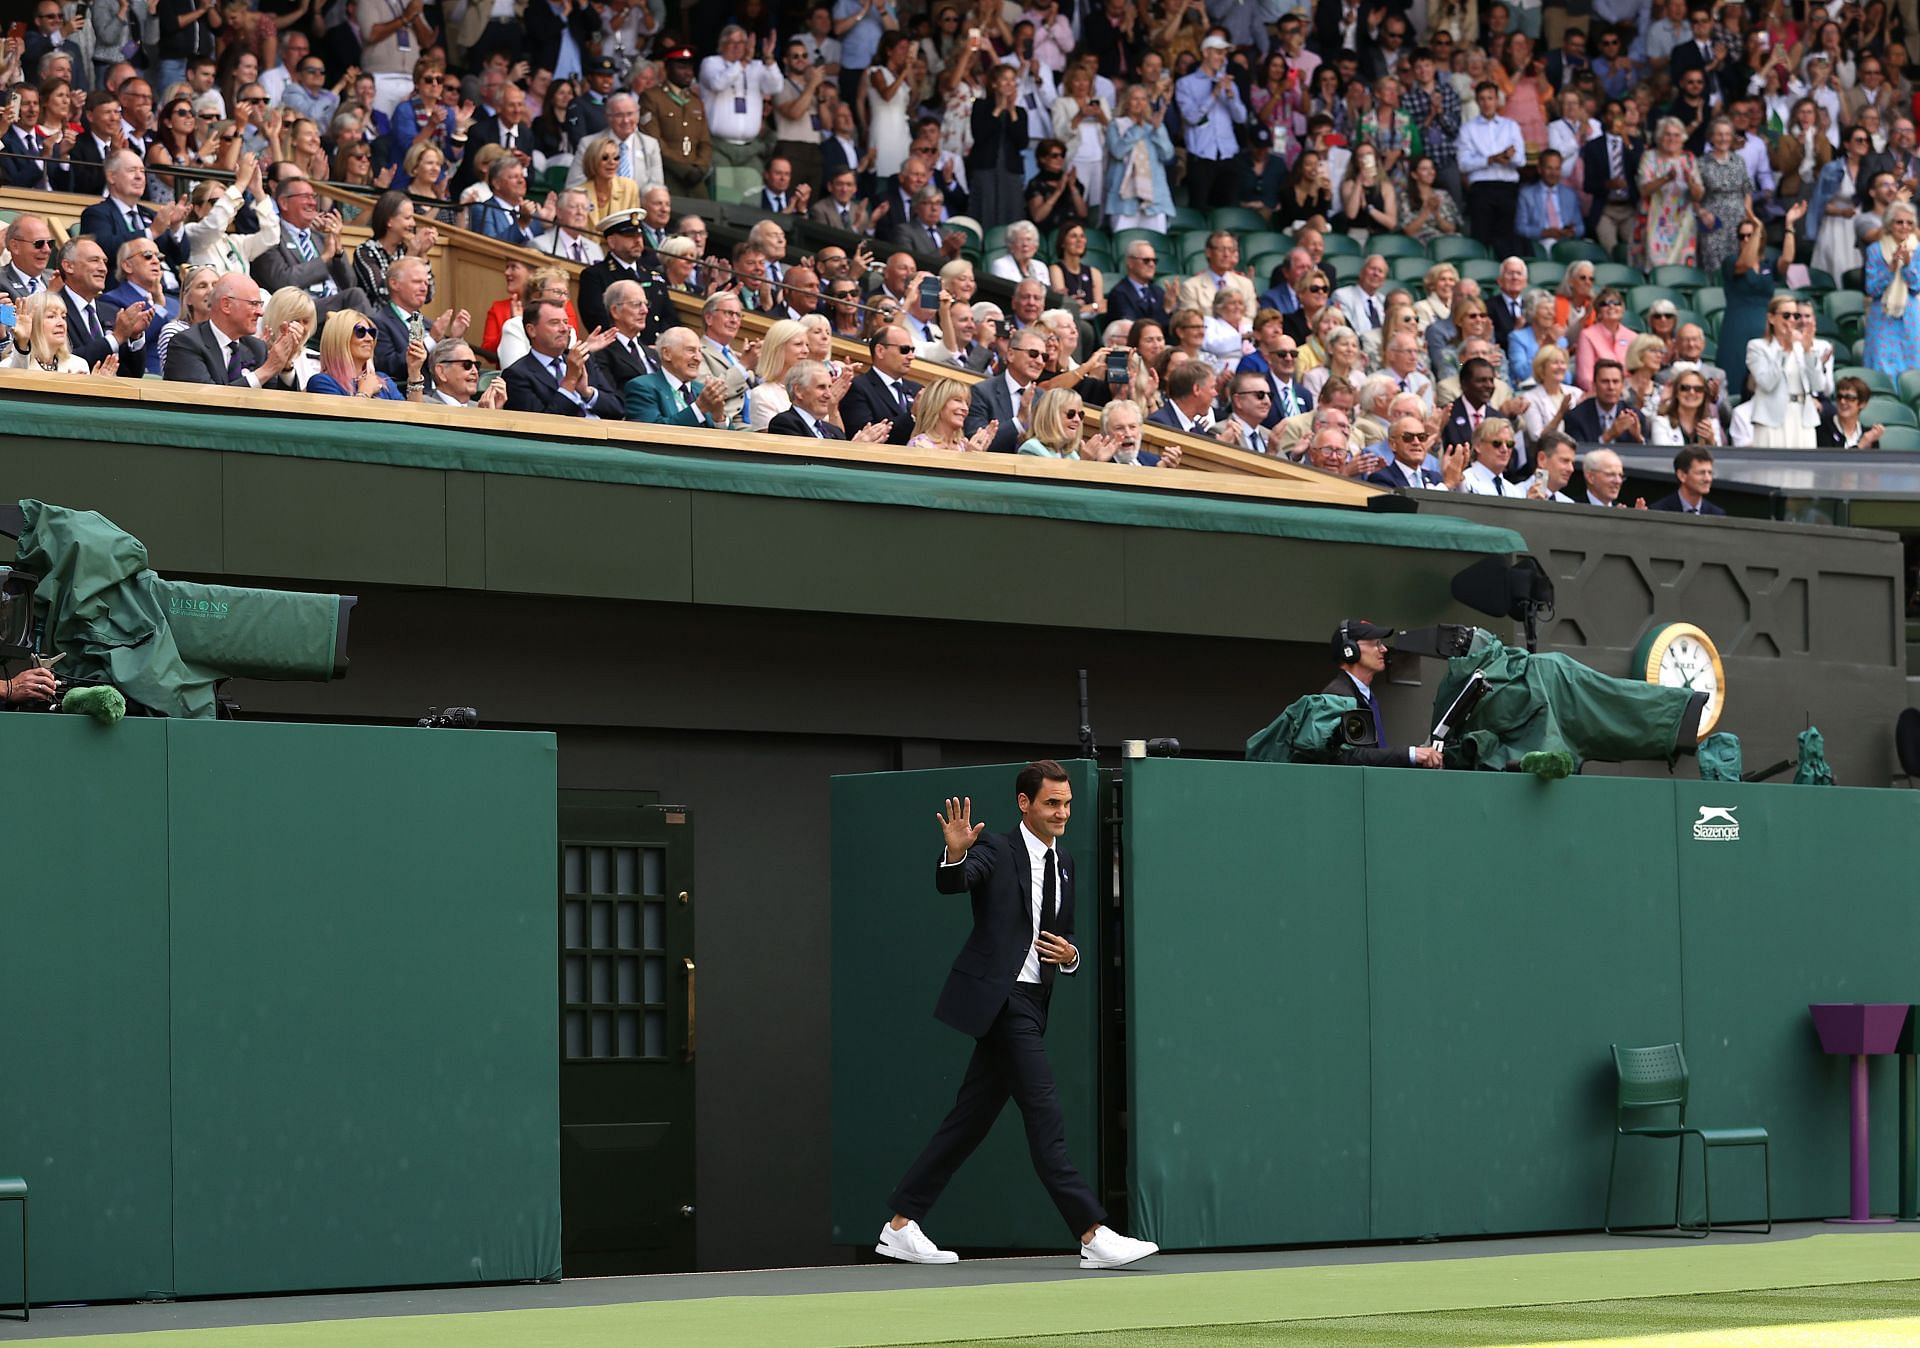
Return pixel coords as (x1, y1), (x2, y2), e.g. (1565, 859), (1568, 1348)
(1631, 622), (1725, 733)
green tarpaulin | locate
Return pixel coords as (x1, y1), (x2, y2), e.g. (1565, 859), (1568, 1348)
(1246, 695), (1356, 764)
(14, 500), (342, 718)
(1432, 629), (1698, 771)
(0, 399), (1527, 556)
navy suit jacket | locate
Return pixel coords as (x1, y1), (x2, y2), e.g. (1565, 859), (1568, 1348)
(369, 305), (415, 383)
(1366, 462), (1444, 489)
(1107, 276), (1171, 328)
(840, 369), (920, 445)
(502, 350), (625, 418)
(101, 282), (178, 352)
(964, 372), (1026, 455)
(931, 828), (1077, 1039)
(1649, 492), (1726, 516)
(67, 133), (111, 198)
(0, 126), (56, 188)
(623, 369), (711, 425)
(767, 407), (845, 438)
(79, 199), (187, 279)
(60, 288), (147, 377)
(1579, 132), (1645, 234)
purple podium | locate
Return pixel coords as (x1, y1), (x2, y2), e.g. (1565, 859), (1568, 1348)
(1810, 1003), (1914, 1224)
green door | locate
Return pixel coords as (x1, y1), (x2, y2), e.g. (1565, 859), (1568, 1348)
(558, 791), (697, 1275)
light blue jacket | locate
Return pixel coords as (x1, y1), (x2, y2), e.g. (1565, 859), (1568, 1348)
(1104, 119), (1176, 220)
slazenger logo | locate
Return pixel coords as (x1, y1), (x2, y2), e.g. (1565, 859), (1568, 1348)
(1692, 806), (1739, 841)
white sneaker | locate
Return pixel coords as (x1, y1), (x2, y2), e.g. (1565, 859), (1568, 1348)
(1079, 1227), (1159, 1270)
(876, 1219), (959, 1264)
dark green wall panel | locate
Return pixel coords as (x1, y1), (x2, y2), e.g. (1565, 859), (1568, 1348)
(831, 762), (1100, 1249)
(483, 477), (692, 601)
(1675, 781), (1920, 1222)
(0, 716), (174, 1302)
(1364, 772), (1685, 1238)
(221, 456), (448, 586)
(1123, 760), (1372, 1248)
(165, 719), (560, 1294)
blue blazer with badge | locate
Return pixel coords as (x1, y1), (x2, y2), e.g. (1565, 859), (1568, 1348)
(623, 369), (712, 426)
(1515, 181), (1586, 241)
(932, 827), (1077, 1039)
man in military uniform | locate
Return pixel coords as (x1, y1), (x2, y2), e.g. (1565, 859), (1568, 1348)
(577, 209), (672, 340)
(640, 44), (713, 199)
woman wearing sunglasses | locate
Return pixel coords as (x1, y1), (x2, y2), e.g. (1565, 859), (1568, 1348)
(1651, 371), (1723, 446)
(306, 310), (425, 402)
(1818, 375), (1887, 447)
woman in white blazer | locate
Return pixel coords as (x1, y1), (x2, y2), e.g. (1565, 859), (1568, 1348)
(1743, 295), (1825, 447)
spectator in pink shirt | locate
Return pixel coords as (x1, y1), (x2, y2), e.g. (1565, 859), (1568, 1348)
(1574, 288), (1637, 391)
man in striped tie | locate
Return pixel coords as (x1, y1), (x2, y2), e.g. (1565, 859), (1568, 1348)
(250, 175), (372, 323)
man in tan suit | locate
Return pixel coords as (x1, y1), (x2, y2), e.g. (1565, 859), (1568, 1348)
(1174, 231), (1256, 319)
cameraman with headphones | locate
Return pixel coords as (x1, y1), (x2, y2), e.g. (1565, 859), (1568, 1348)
(1325, 619), (1443, 768)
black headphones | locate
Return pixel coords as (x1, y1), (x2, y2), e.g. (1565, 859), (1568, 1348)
(1336, 619), (1358, 665)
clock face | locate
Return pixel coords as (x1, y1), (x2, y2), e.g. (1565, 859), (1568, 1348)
(1654, 631), (1722, 731)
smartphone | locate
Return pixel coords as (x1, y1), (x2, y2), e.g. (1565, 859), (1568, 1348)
(1530, 468), (1549, 493)
(1021, 37), (1034, 59)
(918, 276), (940, 308)
(1105, 349), (1129, 383)
(0, 302), (15, 329)
(5, 22), (24, 44)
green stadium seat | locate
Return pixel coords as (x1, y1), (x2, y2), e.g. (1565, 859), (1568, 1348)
(1248, 253), (1289, 284)
(1699, 338), (1718, 363)
(1368, 235), (1426, 259)
(1876, 426), (1920, 449)
(1692, 285), (1726, 316)
(983, 224), (1009, 253)
(1241, 231), (1292, 261)
(1319, 232), (1364, 256)
(1604, 1043), (1770, 1238)
(1210, 206), (1267, 233)
(1429, 236), (1489, 263)
(1630, 285), (1686, 314)
(1390, 255), (1432, 283)
(1824, 290), (1867, 323)
(1553, 239), (1609, 264)
(1592, 262), (1644, 290)
(1110, 228), (1160, 257)
(1650, 264), (1709, 289)
(712, 165), (762, 205)
(1171, 206), (1208, 231)
(1864, 396), (1918, 428)
(1836, 366), (1895, 396)
(1899, 369), (1920, 405)
(1527, 259), (1567, 288)
(1458, 258), (1503, 284)
(1804, 268), (1837, 293)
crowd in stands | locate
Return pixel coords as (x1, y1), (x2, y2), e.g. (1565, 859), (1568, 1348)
(7, 0), (1920, 506)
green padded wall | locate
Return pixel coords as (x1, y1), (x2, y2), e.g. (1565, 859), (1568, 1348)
(1364, 772), (1686, 1238)
(166, 719), (561, 1293)
(1123, 760), (1920, 1248)
(0, 716), (174, 1303)
(0, 714), (558, 1301)
(1123, 761), (1371, 1248)
(831, 762), (1100, 1250)
(1675, 780), (1920, 1222)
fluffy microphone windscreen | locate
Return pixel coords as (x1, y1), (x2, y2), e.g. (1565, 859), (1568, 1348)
(63, 685), (127, 724)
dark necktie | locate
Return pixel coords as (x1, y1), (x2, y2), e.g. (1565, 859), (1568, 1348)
(83, 302), (103, 345)
(1362, 686), (1385, 749)
(225, 339), (245, 382)
(1367, 296), (1380, 326)
(839, 207), (851, 228)
(1040, 849), (1057, 980)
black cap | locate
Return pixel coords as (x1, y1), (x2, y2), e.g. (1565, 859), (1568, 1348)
(588, 56), (617, 76)
(1333, 618), (1394, 661)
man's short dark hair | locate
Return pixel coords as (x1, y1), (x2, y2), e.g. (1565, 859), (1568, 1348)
(1475, 80), (1501, 98)
(83, 89), (119, 116)
(524, 296), (567, 328)
(1460, 355), (1493, 382)
(1015, 759), (1070, 804)
(1166, 360), (1211, 402)
(1593, 357), (1625, 379)
(1675, 446), (1715, 473)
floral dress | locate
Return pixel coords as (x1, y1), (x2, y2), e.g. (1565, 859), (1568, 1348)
(1639, 150), (1699, 268)
(1864, 242), (1920, 380)
(1697, 151), (1751, 274)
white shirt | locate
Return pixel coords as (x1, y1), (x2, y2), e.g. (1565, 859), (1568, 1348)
(663, 369), (708, 422)
(936, 821), (1080, 981)
(699, 56), (784, 142)
(1458, 114), (1525, 184)
(1459, 461), (1513, 495)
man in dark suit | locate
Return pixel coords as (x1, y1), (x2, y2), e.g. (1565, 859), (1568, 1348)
(78, 151), (190, 283)
(623, 326), (729, 425)
(577, 211), (653, 333)
(880, 764), (1159, 1270)
(1323, 621), (1444, 767)
(66, 90), (127, 198)
(965, 330), (1049, 454)
(1649, 446), (1727, 514)
(1486, 256), (1531, 352)
(0, 213), (56, 298)
(368, 256), (467, 384)
(251, 177), (372, 323)
(163, 274), (304, 387)
(1107, 241), (1171, 328)
(1563, 359), (1646, 445)
(1579, 101), (1644, 249)
(1439, 358), (1502, 449)
(1365, 415), (1447, 489)
(503, 298), (625, 418)
(55, 237), (149, 378)
(590, 278), (660, 393)
(883, 186), (956, 261)
(1, 104), (61, 190)
(102, 237), (179, 352)
(840, 325), (923, 444)
(1145, 360), (1221, 437)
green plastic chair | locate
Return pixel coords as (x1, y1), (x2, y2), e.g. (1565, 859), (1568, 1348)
(1171, 205), (1208, 232)
(1805, 268), (1837, 293)
(1650, 264), (1709, 289)
(1319, 231), (1364, 257)
(711, 165), (762, 205)
(1865, 397), (1919, 428)
(1459, 258), (1503, 284)
(1368, 235), (1426, 259)
(1321, 253), (1362, 284)
(1592, 262), (1644, 290)
(1692, 285), (1726, 316)
(1248, 253), (1289, 285)
(1877, 425), (1920, 449)
(1825, 290), (1867, 323)
(1110, 228), (1160, 257)
(1552, 238), (1609, 264)
(1429, 236), (1490, 263)
(1390, 255), (1432, 283)
(1241, 231), (1292, 262)
(1604, 1043), (1770, 1238)
(1527, 259), (1567, 289)
(0, 1175), (24, 1321)
(1630, 285), (1686, 314)
(1209, 206), (1267, 233)
(1837, 366), (1895, 396)
(1898, 369), (1920, 405)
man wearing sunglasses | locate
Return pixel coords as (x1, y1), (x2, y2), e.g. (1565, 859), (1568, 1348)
(841, 324), (924, 445)
(0, 214), (54, 299)
(423, 339), (508, 409)
(1368, 414), (1447, 490)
